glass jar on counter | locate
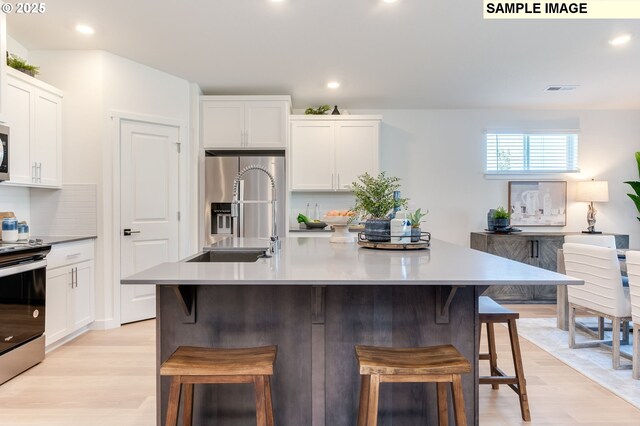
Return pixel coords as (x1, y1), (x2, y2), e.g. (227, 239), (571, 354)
(2, 217), (19, 242)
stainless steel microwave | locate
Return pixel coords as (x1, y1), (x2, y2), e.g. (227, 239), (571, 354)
(0, 124), (9, 181)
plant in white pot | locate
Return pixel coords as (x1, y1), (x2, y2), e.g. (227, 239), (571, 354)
(352, 172), (407, 242)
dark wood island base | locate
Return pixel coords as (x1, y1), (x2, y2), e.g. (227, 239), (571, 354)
(156, 284), (485, 426)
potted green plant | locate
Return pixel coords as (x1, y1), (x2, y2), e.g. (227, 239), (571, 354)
(6, 54), (40, 77)
(493, 206), (511, 230)
(304, 105), (331, 115)
(352, 172), (407, 242)
(407, 208), (428, 242)
(624, 151), (640, 222)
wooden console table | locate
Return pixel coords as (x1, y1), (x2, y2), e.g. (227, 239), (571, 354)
(470, 232), (629, 303)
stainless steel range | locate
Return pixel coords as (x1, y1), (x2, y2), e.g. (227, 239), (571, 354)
(0, 241), (51, 385)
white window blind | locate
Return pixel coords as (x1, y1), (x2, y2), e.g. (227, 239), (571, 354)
(486, 132), (579, 174)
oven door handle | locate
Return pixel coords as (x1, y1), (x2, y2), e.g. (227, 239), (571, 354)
(0, 259), (47, 278)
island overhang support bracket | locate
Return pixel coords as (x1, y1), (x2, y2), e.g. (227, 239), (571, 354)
(171, 285), (196, 324)
(435, 285), (462, 324)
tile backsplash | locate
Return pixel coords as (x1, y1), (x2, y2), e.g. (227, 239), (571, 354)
(30, 184), (97, 236)
(0, 186), (31, 223)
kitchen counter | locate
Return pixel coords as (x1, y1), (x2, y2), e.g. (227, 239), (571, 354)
(122, 237), (578, 286)
(32, 235), (97, 245)
(121, 237), (580, 426)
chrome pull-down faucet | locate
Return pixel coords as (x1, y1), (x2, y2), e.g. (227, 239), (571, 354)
(230, 164), (280, 255)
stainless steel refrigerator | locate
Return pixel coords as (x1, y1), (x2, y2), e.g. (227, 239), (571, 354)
(204, 150), (286, 245)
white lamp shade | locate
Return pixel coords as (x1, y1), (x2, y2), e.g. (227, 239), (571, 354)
(576, 180), (609, 202)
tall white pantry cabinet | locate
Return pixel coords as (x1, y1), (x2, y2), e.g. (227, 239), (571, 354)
(289, 115), (381, 191)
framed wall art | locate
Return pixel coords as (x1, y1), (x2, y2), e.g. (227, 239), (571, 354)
(508, 181), (567, 226)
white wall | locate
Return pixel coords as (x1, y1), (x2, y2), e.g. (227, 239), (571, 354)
(29, 49), (193, 328)
(6, 35), (29, 60)
(351, 109), (640, 247)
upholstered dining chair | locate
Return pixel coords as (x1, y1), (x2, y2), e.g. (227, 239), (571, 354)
(563, 243), (632, 370)
(562, 235), (623, 338)
(564, 234), (616, 248)
(625, 250), (640, 379)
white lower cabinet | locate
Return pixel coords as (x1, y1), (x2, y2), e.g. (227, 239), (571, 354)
(45, 240), (95, 347)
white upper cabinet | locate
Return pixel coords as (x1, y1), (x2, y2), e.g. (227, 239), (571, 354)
(201, 96), (291, 149)
(0, 10), (6, 123)
(290, 116), (380, 191)
(4, 68), (63, 188)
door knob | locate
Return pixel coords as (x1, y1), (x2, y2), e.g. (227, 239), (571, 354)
(123, 229), (141, 236)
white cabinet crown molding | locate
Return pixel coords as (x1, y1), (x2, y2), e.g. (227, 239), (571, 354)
(6, 67), (63, 97)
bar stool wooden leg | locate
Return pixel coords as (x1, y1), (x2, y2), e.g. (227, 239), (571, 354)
(254, 376), (268, 426)
(357, 375), (371, 426)
(265, 377), (274, 426)
(486, 322), (499, 390)
(165, 376), (182, 426)
(366, 374), (381, 426)
(450, 374), (467, 426)
(508, 318), (531, 422)
(437, 382), (449, 426)
(182, 383), (194, 426)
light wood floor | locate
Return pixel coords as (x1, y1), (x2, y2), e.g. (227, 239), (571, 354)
(0, 305), (638, 425)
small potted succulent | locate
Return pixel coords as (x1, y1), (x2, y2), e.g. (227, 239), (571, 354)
(407, 208), (428, 242)
(493, 206), (511, 230)
(352, 172), (407, 242)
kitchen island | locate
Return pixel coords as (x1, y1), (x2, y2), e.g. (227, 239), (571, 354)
(121, 237), (581, 426)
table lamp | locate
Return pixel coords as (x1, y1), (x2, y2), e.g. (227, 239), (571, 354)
(575, 179), (609, 234)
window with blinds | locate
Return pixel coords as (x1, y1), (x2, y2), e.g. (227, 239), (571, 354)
(485, 133), (579, 174)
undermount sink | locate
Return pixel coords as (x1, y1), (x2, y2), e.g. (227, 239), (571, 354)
(187, 250), (265, 263)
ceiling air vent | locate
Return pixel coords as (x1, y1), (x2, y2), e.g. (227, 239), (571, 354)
(545, 85), (578, 92)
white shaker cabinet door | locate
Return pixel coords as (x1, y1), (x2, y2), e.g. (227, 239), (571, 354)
(290, 121), (335, 190)
(34, 89), (62, 187)
(245, 101), (287, 147)
(5, 76), (34, 185)
(71, 261), (94, 330)
(334, 121), (379, 190)
(201, 101), (245, 148)
(45, 267), (72, 346)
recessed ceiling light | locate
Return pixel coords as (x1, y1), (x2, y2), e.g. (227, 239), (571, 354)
(327, 81), (340, 89)
(383, 0), (399, 3)
(271, 0), (285, 2)
(75, 24), (95, 35)
(609, 34), (631, 46)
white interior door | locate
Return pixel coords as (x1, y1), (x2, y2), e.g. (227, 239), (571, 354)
(120, 119), (180, 324)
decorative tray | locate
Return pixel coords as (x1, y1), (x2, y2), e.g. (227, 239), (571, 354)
(357, 240), (430, 250)
(356, 231), (431, 250)
(484, 227), (522, 234)
(303, 221), (327, 229)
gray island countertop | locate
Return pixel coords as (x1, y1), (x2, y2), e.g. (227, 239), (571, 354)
(121, 237), (581, 286)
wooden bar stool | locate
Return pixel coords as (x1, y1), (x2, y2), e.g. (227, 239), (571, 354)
(160, 345), (277, 426)
(355, 344), (471, 426)
(478, 296), (531, 421)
